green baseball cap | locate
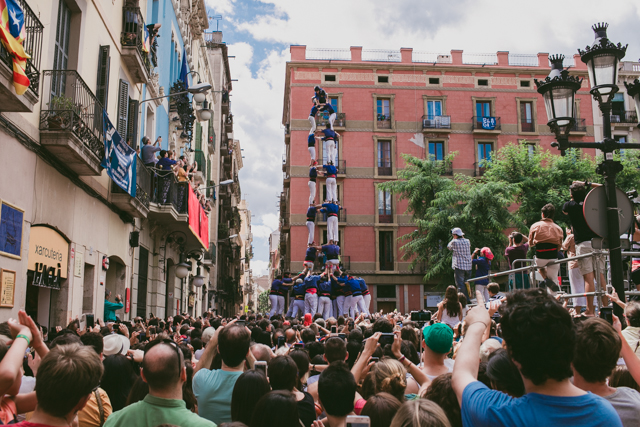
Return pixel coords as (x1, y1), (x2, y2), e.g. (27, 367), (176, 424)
(423, 323), (454, 354)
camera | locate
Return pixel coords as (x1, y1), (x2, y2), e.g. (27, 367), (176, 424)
(378, 333), (395, 347)
(410, 310), (432, 322)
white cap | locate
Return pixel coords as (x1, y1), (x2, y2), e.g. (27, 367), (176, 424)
(451, 227), (464, 237)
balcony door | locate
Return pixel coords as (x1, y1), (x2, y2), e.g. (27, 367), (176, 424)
(426, 100), (442, 119)
(52, 0), (71, 97)
(379, 231), (394, 271)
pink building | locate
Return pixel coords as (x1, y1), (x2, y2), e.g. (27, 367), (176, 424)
(280, 46), (596, 313)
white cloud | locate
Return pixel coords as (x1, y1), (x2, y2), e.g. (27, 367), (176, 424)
(204, 0), (236, 15)
(250, 259), (270, 276)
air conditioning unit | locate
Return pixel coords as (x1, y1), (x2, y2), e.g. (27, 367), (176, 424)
(423, 119), (435, 128)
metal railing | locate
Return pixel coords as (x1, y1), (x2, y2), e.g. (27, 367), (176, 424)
(40, 70), (104, 160)
(508, 54), (538, 67)
(319, 208), (347, 223)
(317, 159), (346, 175)
(521, 120), (535, 132)
(112, 161), (152, 208)
(472, 116), (502, 131)
(362, 49), (401, 62)
(610, 111), (638, 124)
(121, 6), (151, 75)
(316, 111), (346, 128)
(306, 48), (351, 61)
(412, 52), (452, 63)
(571, 118), (587, 132)
(149, 169), (188, 214)
(0, 0), (43, 96)
(377, 114), (392, 129)
(462, 53), (498, 65)
(422, 115), (451, 130)
(379, 212), (393, 223)
(473, 162), (487, 177)
(377, 165), (393, 176)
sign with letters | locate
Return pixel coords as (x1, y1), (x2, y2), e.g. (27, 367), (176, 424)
(102, 111), (137, 197)
(27, 225), (69, 289)
(481, 117), (497, 130)
(0, 269), (16, 308)
(0, 200), (23, 259)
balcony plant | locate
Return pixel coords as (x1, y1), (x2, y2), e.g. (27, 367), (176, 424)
(46, 95), (80, 129)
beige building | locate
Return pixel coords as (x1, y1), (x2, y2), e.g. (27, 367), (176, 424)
(0, 0), (243, 326)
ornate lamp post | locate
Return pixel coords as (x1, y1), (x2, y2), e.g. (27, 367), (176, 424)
(536, 23), (640, 317)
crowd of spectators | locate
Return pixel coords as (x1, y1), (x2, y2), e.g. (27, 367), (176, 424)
(2, 285), (640, 427)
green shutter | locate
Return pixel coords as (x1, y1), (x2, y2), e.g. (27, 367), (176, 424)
(196, 122), (202, 150)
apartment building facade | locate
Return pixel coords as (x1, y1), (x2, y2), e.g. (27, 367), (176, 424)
(0, 0), (246, 326)
(279, 46), (597, 314)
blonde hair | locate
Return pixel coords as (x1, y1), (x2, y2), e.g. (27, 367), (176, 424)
(372, 358), (407, 402)
(390, 399), (451, 427)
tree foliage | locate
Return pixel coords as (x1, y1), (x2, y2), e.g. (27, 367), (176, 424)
(258, 290), (270, 314)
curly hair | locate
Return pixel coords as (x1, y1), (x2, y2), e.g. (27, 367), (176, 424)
(499, 289), (574, 385)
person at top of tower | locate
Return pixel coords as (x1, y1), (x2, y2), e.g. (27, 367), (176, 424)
(309, 86), (336, 133)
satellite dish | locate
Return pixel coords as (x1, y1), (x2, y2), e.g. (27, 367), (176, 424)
(583, 186), (634, 238)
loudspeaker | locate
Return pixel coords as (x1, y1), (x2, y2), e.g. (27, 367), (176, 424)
(129, 231), (139, 248)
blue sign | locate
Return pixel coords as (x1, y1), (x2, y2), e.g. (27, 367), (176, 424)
(0, 202), (23, 258)
(102, 111), (137, 197)
(481, 117), (496, 130)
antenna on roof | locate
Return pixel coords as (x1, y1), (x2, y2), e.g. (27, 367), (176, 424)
(209, 14), (222, 31)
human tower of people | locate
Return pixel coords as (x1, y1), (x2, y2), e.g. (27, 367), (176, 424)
(269, 86), (372, 320)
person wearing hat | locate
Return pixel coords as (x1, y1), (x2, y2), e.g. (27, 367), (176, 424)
(448, 228), (473, 300)
(103, 333), (131, 356)
(421, 323), (455, 381)
(472, 247), (494, 303)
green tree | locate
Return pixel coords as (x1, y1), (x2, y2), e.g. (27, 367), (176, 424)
(378, 154), (519, 285)
(258, 289), (270, 314)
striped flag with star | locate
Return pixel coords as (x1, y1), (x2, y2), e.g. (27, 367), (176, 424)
(0, 0), (30, 95)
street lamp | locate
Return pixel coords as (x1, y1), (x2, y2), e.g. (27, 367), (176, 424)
(537, 23), (640, 319)
(175, 261), (190, 279)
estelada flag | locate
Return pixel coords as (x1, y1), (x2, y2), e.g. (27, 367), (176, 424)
(0, 0), (30, 95)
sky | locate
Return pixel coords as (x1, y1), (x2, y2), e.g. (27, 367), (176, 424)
(203, 0), (640, 276)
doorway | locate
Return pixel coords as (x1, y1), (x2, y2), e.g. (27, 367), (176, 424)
(137, 247), (148, 318)
(82, 264), (95, 313)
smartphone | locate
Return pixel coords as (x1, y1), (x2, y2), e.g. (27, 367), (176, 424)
(600, 307), (613, 325)
(606, 284), (614, 294)
(379, 333), (395, 347)
(86, 314), (95, 329)
(255, 360), (267, 375)
(277, 336), (285, 348)
(331, 326), (337, 334)
(338, 333), (346, 340)
(346, 415), (371, 427)
(369, 357), (379, 364)
(139, 332), (146, 341)
(293, 343), (304, 349)
(236, 320), (246, 327)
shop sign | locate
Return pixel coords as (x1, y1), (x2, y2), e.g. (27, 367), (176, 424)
(0, 269), (16, 308)
(0, 201), (24, 260)
(28, 226), (69, 289)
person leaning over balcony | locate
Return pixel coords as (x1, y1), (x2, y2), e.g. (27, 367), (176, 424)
(140, 136), (161, 167)
(447, 228), (472, 301)
(104, 291), (124, 322)
(528, 203), (563, 290)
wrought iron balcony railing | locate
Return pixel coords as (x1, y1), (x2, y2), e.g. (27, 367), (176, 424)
(316, 111), (346, 128)
(610, 111), (638, 124)
(571, 118), (587, 133)
(377, 114), (392, 129)
(520, 120), (535, 132)
(472, 116), (501, 131)
(0, 0), (43, 96)
(150, 170), (188, 214)
(111, 161), (152, 208)
(121, 6), (151, 76)
(40, 70), (104, 160)
(422, 115), (451, 130)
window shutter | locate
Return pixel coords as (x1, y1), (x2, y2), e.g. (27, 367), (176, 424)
(96, 46), (110, 108)
(127, 99), (139, 147)
(208, 119), (215, 153)
(195, 122), (202, 150)
(117, 80), (129, 137)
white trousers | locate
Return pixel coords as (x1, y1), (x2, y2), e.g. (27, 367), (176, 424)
(291, 299), (305, 318)
(332, 299), (339, 318)
(336, 296), (346, 317)
(327, 216), (339, 242)
(306, 221), (315, 244)
(269, 294), (279, 317)
(363, 294), (371, 315)
(326, 140), (336, 165)
(344, 295), (354, 318)
(329, 112), (336, 130)
(350, 295), (364, 317)
(534, 257), (560, 286)
(475, 285), (490, 305)
(309, 116), (316, 133)
(285, 299), (294, 317)
(326, 177), (337, 202)
(277, 296), (285, 315)
(308, 180), (316, 204)
(318, 296), (332, 319)
(356, 294), (370, 316)
(305, 293), (318, 315)
(569, 267), (587, 307)
(308, 146), (316, 162)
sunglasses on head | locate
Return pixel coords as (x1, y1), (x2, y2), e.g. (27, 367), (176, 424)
(144, 338), (184, 375)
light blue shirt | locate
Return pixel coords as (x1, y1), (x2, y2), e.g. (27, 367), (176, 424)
(193, 369), (243, 425)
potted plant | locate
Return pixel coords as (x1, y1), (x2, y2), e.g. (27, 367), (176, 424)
(46, 95), (78, 129)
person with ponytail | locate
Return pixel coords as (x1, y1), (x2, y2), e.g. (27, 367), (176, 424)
(472, 247), (494, 303)
(354, 358), (408, 414)
(436, 286), (463, 329)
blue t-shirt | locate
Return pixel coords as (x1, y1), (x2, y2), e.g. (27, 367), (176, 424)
(318, 280), (332, 295)
(358, 278), (368, 292)
(305, 247), (317, 261)
(270, 279), (282, 293)
(322, 244), (340, 259)
(156, 157), (176, 171)
(472, 257), (491, 285)
(307, 207), (317, 222)
(322, 203), (339, 215)
(293, 281), (306, 297)
(322, 129), (337, 140)
(323, 164), (337, 176)
(462, 381), (622, 427)
(193, 369), (244, 425)
(309, 167), (317, 179)
(347, 277), (362, 294)
(305, 275), (321, 291)
(308, 133), (315, 146)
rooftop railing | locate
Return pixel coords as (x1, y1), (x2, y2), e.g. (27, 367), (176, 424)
(362, 49), (401, 62)
(508, 54), (538, 67)
(306, 48), (351, 61)
(412, 52), (452, 63)
(462, 53), (498, 65)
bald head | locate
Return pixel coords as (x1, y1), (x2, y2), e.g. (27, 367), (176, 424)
(251, 343), (274, 363)
(285, 329), (296, 344)
(141, 342), (184, 392)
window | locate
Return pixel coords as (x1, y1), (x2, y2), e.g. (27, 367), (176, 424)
(426, 100), (442, 119)
(96, 46), (111, 108)
(195, 122), (202, 150)
(428, 141), (444, 161)
(476, 101), (491, 118)
(322, 184), (341, 203)
(477, 142), (492, 175)
(614, 135), (627, 155)
(428, 77), (440, 85)
(520, 101), (535, 132)
(378, 190), (392, 223)
(377, 140), (392, 176)
(611, 93), (625, 119)
(117, 80), (130, 138)
(322, 230), (343, 245)
(126, 99), (139, 146)
(377, 285), (396, 298)
(52, 1), (71, 97)
(329, 96), (338, 112)
(377, 75), (389, 83)
(377, 98), (391, 128)
(520, 80), (531, 88)
(324, 74), (336, 82)
(478, 79), (489, 86)
(379, 231), (394, 271)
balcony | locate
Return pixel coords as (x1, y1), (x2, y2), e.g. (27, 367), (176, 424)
(225, 115), (233, 133)
(318, 208), (347, 223)
(472, 116), (501, 133)
(611, 111), (638, 124)
(315, 112), (346, 129)
(280, 216), (290, 229)
(221, 135), (231, 156)
(221, 91), (230, 115)
(474, 162), (487, 177)
(283, 166), (290, 185)
(377, 165), (393, 176)
(284, 123), (290, 142)
(39, 70), (104, 176)
(121, 6), (151, 84)
(570, 118), (587, 133)
(111, 161), (152, 218)
(0, 0), (43, 112)
(379, 212), (393, 223)
(520, 120), (536, 133)
(421, 115), (451, 132)
(377, 114), (392, 129)
(317, 159), (347, 175)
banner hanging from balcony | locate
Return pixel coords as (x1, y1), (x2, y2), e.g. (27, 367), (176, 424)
(481, 117), (497, 130)
(0, 0), (31, 95)
(187, 186), (209, 250)
(101, 111), (137, 197)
